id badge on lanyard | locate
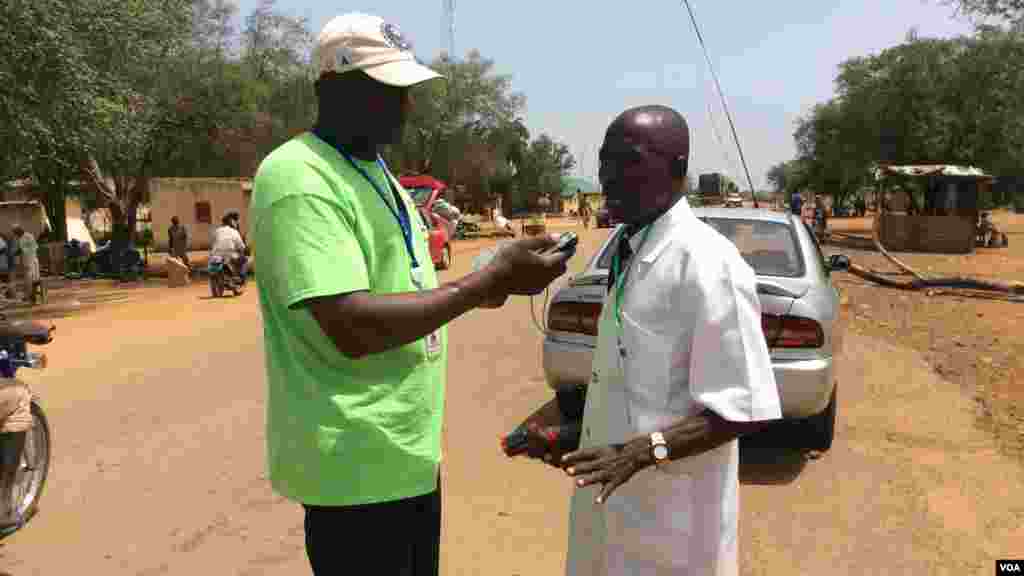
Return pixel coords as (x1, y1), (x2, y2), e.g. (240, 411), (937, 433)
(322, 133), (441, 359)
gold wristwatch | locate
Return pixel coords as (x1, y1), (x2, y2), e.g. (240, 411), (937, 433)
(650, 431), (669, 468)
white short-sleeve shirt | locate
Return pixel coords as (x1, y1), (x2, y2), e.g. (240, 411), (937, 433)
(566, 197), (781, 576)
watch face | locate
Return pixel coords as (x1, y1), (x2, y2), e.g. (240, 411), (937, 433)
(653, 445), (669, 460)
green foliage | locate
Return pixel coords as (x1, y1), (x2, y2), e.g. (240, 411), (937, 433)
(787, 28), (1024, 210)
(386, 51), (574, 213)
(945, 0), (1024, 26)
(2, 0), (570, 242)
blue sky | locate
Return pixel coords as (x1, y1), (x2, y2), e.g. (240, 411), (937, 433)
(236, 0), (974, 188)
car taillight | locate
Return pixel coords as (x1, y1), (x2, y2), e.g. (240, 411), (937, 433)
(761, 314), (823, 348)
(548, 302), (602, 336)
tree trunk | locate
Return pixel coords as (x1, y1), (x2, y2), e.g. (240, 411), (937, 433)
(32, 162), (70, 243)
(43, 180), (69, 243)
(848, 262), (1024, 295)
(109, 202), (128, 248)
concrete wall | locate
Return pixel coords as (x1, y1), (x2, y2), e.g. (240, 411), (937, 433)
(877, 213), (975, 254)
(66, 197), (82, 219)
(149, 178), (252, 251)
(0, 203), (49, 239)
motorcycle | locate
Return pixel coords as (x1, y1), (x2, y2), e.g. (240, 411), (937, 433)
(0, 314), (54, 538)
(207, 256), (244, 298)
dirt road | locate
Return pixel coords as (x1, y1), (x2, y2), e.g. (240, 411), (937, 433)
(1, 225), (1021, 574)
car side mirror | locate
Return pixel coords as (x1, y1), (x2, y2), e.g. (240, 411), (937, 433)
(828, 254), (850, 272)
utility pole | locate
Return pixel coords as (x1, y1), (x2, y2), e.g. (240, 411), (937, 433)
(441, 0), (456, 62)
(441, 0), (458, 202)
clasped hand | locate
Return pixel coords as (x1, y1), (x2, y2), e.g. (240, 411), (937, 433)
(479, 235), (571, 308)
(561, 438), (653, 504)
(516, 400), (654, 505)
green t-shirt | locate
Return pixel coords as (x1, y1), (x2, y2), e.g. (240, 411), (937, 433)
(250, 132), (446, 506)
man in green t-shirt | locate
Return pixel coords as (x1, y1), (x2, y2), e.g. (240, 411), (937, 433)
(250, 13), (571, 576)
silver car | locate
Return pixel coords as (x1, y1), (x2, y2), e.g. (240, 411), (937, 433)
(542, 208), (850, 451)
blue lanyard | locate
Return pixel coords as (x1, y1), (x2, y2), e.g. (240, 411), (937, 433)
(314, 130), (419, 270)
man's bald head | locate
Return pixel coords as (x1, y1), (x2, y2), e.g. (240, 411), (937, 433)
(606, 105), (690, 165)
(600, 105), (690, 226)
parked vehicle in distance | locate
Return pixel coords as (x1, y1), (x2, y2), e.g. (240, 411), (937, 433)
(725, 193), (744, 208)
(541, 208), (850, 451)
(418, 207), (452, 270)
(401, 175), (454, 270)
(82, 241), (145, 281)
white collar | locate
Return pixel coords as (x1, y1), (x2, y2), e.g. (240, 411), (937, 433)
(629, 197), (694, 263)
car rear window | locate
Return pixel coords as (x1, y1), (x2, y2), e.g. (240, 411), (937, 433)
(593, 218), (804, 278)
(702, 218), (804, 277)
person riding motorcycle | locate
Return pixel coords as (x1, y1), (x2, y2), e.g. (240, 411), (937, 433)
(0, 381), (31, 528)
(210, 212), (249, 284)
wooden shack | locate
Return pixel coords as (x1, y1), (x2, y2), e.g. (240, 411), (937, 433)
(874, 164), (992, 254)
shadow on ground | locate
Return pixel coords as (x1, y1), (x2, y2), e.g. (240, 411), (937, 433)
(0, 278), (201, 321)
(739, 427), (813, 486)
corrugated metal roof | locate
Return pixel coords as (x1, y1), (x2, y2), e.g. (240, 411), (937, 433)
(874, 164), (993, 180)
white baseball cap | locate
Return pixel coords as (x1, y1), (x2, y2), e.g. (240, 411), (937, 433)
(314, 13), (443, 87)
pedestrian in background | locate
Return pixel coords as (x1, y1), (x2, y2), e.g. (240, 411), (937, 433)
(12, 226), (39, 305)
(168, 216), (190, 270)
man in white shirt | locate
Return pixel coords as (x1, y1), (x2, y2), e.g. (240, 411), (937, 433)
(11, 226), (39, 304)
(210, 212), (248, 282)
(522, 105), (782, 575)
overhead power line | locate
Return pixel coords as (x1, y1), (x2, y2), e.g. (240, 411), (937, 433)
(680, 0), (759, 207)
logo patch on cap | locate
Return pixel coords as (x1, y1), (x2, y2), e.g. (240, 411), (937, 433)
(335, 48), (351, 67)
(381, 23), (412, 51)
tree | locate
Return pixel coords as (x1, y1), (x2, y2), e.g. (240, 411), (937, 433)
(789, 29), (1024, 212)
(946, 0), (1024, 25)
(0, 0), (109, 240)
(766, 160), (810, 203)
(385, 50), (573, 213)
(73, 0), (220, 253)
(511, 135), (575, 212)
(74, 0), (317, 254)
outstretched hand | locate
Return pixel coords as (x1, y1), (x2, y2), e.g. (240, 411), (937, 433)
(562, 437), (653, 504)
(487, 234), (572, 297)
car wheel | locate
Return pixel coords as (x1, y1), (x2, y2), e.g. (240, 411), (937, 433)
(802, 383), (837, 452)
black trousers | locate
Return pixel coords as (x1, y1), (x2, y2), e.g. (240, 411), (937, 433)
(304, 485), (442, 576)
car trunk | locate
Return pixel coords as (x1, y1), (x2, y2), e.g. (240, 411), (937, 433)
(550, 272), (810, 346)
(755, 277), (807, 316)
